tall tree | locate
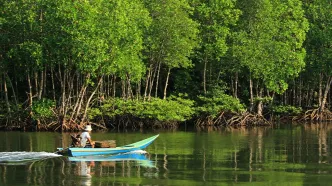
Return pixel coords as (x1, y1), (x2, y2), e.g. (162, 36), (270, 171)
(144, 0), (199, 100)
(191, 0), (241, 95)
(52, 0), (151, 125)
(232, 0), (309, 115)
(302, 0), (332, 112)
(2, 0), (45, 123)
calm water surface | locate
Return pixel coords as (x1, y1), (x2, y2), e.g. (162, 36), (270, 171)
(1, 123), (332, 185)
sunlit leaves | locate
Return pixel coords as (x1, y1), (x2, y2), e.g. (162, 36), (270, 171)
(51, 0), (150, 81)
(92, 96), (195, 122)
(31, 99), (55, 120)
(232, 0), (308, 94)
(303, 0), (332, 75)
(272, 105), (302, 116)
(145, 0), (199, 69)
(192, 0), (241, 59)
(196, 89), (246, 118)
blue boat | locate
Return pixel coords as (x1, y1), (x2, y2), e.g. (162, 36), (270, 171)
(57, 134), (159, 157)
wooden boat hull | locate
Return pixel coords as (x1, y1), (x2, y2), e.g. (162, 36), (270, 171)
(57, 134), (159, 157)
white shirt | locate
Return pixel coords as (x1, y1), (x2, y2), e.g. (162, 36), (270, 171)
(80, 131), (91, 147)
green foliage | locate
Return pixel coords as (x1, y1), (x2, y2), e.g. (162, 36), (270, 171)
(90, 95), (195, 122)
(254, 96), (273, 103)
(48, 0), (150, 81)
(0, 0), (328, 128)
(196, 89), (245, 117)
(88, 108), (103, 120)
(232, 0), (309, 94)
(144, 0), (199, 69)
(7, 41), (43, 72)
(192, 0), (241, 59)
(272, 105), (302, 116)
(303, 1), (332, 77)
(189, 0), (241, 93)
(145, 95), (195, 121)
(31, 99), (55, 120)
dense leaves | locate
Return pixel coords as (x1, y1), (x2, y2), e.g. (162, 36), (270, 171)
(272, 105), (302, 116)
(232, 0), (308, 94)
(196, 89), (245, 118)
(0, 0), (330, 130)
(89, 95), (195, 123)
(31, 99), (55, 120)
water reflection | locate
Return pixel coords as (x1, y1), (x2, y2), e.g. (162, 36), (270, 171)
(70, 153), (156, 186)
(3, 124), (332, 185)
(76, 161), (94, 186)
(150, 124), (332, 185)
(303, 122), (331, 164)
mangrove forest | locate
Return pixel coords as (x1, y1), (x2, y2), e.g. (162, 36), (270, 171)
(0, 0), (331, 131)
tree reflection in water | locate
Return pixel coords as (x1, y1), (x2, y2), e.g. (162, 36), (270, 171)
(3, 126), (332, 186)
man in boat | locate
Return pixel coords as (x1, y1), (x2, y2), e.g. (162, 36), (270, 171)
(80, 124), (95, 148)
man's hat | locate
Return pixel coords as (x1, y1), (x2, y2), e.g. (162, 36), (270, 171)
(84, 125), (92, 131)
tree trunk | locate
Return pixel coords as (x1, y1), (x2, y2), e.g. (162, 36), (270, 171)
(203, 56), (207, 95)
(144, 64), (152, 101)
(27, 73), (33, 114)
(137, 80), (141, 100)
(163, 68), (171, 100)
(234, 72), (238, 98)
(3, 73), (10, 114)
(58, 65), (66, 130)
(58, 65), (65, 115)
(51, 67), (55, 101)
(126, 73), (133, 99)
(320, 76), (332, 112)
(319, 73), (322, 108)
(38, 70), (44, 100)
(70, 73), (89, 124)
(99, 76), (104, 96)
(257, 88), (263, 116)
(27, 73), (37, 129)
(5, 73), (18, 106)
(113, 75), (116, 98)
(73, 74), (90, 122)
(155, 62), (161, 98)
(309, 88), (314, 107)
(121, 79), (126, 99)
(67, 71), (75, 110)
(34, 72), (38, 94)
(81, 76), (103, 124)
(249, 74), (254, 112)
(148, 64), (157, 101)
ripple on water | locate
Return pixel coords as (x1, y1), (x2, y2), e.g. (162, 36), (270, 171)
(0, 151), (62, 165)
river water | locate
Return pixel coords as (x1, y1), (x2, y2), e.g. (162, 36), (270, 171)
(0, 123), (332, 185)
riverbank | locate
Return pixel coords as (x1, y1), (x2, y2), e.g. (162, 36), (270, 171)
(1, 106), (329, 132)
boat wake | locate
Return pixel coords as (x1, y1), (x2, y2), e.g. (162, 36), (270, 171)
(123, 150), (148, 154)
(0, 152), (62, 165)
